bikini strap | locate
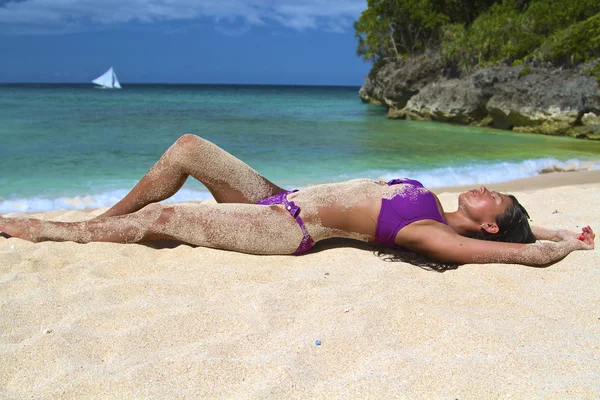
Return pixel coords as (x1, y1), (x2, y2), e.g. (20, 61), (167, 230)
(282, 194), (315, 255)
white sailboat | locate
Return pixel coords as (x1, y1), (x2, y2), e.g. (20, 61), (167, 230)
(92, 67), (122, 89)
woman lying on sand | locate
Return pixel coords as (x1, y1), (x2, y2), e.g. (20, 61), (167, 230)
(0, 134), (595, 266)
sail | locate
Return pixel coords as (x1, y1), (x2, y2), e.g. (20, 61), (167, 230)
(92, 67), (122, 89)
(112, 69), (122, 89)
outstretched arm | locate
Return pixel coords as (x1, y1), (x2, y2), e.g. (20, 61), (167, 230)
(402, 224), (595, 267)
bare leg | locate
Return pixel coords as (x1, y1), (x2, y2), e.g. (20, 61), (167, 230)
(0, 203), (305, 255)
(98, 134), (284, 218)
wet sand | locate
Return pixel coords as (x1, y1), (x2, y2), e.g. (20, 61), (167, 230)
(1, 170), (599, 398)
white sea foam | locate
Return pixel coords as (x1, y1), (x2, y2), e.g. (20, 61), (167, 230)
(0, 188), (214, 213)
(1, 158), (599, 213)
(376, 158), (600, 188)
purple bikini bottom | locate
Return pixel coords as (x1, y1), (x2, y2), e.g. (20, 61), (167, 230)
(257, 190), (315, 255)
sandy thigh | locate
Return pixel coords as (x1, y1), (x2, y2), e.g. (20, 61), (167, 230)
(155, 203), (305, 255)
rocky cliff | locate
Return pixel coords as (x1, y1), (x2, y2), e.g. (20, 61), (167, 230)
(359, 54), (600, 139)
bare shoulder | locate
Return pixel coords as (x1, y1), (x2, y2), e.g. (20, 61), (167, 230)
(395, 220), (526, 264)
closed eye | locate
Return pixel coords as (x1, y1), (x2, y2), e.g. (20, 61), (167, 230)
(492, 192), (500, 203)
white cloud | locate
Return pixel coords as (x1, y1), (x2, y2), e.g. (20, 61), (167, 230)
(0, 0), (366, 34)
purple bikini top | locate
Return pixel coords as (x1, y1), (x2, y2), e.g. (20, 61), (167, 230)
(375, 178), (446, 247)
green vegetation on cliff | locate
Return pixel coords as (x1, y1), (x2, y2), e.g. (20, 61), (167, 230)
(354, 0), (501, 61)
(355, 0), (600, 71)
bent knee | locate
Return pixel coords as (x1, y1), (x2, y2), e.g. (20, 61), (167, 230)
(177, 133), (199, 143)
(176, 133), (207, 149)
(172, 134), (213, 161)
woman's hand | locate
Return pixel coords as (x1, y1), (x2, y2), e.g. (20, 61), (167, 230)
(549, 226), (595, 247)
(575, 226), (595, 250)
(559, 226), (595, 251)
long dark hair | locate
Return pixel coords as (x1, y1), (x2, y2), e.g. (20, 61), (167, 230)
(376, 249), (459, 272)
(468, 194), (536, 244)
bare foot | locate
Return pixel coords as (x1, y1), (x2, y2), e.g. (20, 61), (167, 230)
(0, 216), (42, 242)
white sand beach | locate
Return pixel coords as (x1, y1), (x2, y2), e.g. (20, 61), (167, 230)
(1, 172), (599, 398)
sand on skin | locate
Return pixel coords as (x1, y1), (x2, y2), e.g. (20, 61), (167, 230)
(1, 172), (599, 398)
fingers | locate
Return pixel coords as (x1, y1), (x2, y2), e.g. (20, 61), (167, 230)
(575, 237), (594, 250)
(575, 226), (595, 249)
(579, 226), (595, 248)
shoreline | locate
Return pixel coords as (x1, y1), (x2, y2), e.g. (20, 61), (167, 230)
(433, 169), (600, 195)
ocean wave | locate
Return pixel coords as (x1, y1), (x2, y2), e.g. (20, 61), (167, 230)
(375, 158), (600, 188)
(0, 188), (214, 213)
(1, 158), (599, 213)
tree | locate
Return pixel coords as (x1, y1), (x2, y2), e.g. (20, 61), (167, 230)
(354, 0), (397, 61)
(354, 0), (502, 62)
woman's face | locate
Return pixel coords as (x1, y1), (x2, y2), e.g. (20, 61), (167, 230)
(458, 186), (512, 224)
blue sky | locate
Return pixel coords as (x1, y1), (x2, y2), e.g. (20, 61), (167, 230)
(0, 0), (371, 85)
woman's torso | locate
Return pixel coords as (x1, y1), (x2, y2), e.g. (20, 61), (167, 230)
(287, 178), (446, 245)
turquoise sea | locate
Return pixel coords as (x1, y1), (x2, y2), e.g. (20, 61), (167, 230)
(1, 83), (600, 213)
